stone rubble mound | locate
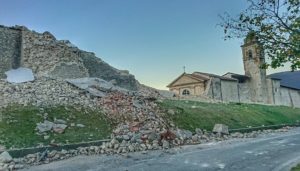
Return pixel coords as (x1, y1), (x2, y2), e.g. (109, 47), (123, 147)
(0, 77), (99, 109)
(66, 77), (128, 97)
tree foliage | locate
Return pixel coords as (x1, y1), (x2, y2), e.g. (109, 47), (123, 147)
(220, 0), (300, 70)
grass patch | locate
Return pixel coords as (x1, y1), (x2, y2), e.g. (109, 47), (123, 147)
(159, 100), (300, 132)
(0, 105), (112, 149)
(291, 164), (300, 171)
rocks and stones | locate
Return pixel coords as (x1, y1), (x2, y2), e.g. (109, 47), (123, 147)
(0, 151), (12, 163)
(195, 128), (203, 135)
(0, 145), (5, 152)
(130, 133), (141, 143)
(148, 132), (159, 141)
(76, 124), (85, 128)
(0, 126), (293, 168)
(54, 119), (66, 124)
(0, 77), (100, 109)
(53, 124), (67, 134)
(14, 164), (24, 169)
(133, 100), (143, 108)
(110, 138), (119, 147)
(5, 67), (34, 83)
(167, 109), (175, 115)
(191, 135), (199, 142)
(36, 120), (67, 134)
(0, 165), (8, 171)
(36, 120), (54, 133)
(212, 124), (229, 135)
(160, 130), (176, 141)
(176, 129), (193, 140)
(128, 145), (135, 152)
(66, 77), (128, 97)
(162, 140), (170, 149)
(44, 135), (50, 140)
(37, 150), (48, 162)
(122, 135), (130, 141)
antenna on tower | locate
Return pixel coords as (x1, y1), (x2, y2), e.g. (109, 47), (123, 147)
(183, 66), (186, 73)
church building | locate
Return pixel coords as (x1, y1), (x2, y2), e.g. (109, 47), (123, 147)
(167, 33), (300, 108)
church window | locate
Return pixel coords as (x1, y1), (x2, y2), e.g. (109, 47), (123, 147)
(248, 50), (253, 59)
(182, 89), (190, 96)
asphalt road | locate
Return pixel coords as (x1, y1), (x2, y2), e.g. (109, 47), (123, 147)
(23, 128), (300, 171)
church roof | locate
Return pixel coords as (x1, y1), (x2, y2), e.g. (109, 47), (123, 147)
(166, 73), (208, 88)
(193, 72), (237, 81)
(167, 71), (238, 88)
(268, 71), (300, 90)
(223, 72), (250, 82)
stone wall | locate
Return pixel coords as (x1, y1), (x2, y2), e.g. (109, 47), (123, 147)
(266, 79), (281, 105)
(21, 28), (88, 78)
(276, 87), (300, 108)
(238, 83), (251, 103)
(210, 78), (222, 101)
(80, 51), (138, 91)
(289, 89), (300, 108)
(221, 80), (239, 102)
(0, 26), (22, 78)
(0, 25), (139, 90)
(208, 78), (300, 108)
(205, 78), (241, 103)
(206, 78), (239, 102)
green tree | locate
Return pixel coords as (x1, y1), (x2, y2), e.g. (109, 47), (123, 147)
(220, 0), (300, 70)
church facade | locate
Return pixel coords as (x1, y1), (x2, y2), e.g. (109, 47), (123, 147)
(167, 34), (300, 108)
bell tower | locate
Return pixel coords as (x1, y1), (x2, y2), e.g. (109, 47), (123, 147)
(241, 32), (268, 103)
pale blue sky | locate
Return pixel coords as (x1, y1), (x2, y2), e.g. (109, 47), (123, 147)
(0, 0), (287, 89)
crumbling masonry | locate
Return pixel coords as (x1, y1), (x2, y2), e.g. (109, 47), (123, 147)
(0, 25), (138, 91)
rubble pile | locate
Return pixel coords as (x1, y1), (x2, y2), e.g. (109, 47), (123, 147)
(0, 77), (98, 109)
(0, 126), (293, 170)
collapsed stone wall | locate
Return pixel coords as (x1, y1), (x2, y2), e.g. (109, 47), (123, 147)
(0, 25), (139, 90)
(0, 77), (98, 108)
(80, 51), (138, 91)
(21, 29), (89, 79)
(0, 26), (22, 78)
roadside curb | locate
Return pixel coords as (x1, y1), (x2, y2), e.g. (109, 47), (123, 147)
(7, 139), (111, 158)
(229, 123), (300, 133)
